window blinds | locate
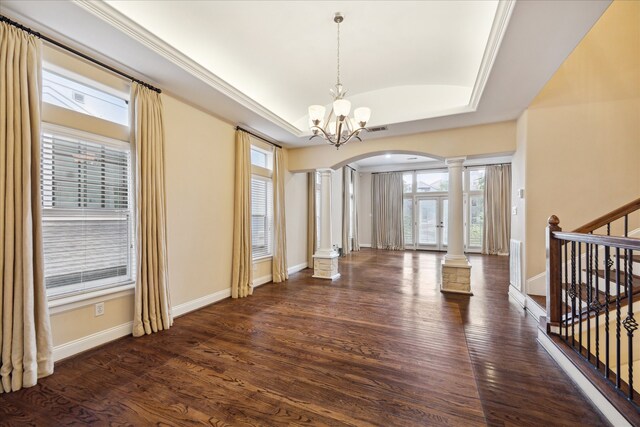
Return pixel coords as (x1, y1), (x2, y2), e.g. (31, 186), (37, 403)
(251, 177), (273, 259)
(41, 130), (134, 297)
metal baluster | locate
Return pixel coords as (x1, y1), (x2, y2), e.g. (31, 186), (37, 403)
(594, 244), (600, 370)
(578, 242), (583, 355)
(571, 242), (577, 347)
(616, 248), (622, 390)
(624, 214), (629, 237)
(587, 242), (591, 362)
(624, 249), (636, 401)
(607, 222), (611, 236)
(565, 242), (569, 341)
(605, 245), (611, 379)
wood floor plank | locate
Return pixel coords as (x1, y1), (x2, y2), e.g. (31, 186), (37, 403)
(0, 249), (608, 426)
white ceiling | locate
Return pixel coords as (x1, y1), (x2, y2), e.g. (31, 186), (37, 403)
(104, 0), (501, 132)
(1, 0), (611, 147)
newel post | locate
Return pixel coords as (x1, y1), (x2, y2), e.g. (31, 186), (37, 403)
(546, 215), (562, 334)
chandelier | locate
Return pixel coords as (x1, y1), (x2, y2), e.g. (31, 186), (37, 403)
(308, 13), (371, 150)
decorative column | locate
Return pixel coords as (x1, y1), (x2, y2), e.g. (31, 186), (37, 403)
(441, 157), (472, 294)
(313, 168), (340, 280)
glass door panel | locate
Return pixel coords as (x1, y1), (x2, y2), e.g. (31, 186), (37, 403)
(442, 199), (448, 247)
(418, 199), (437, 246)
(403, 198), (414, 247)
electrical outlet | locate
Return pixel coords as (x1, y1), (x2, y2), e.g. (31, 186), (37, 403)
(95, 302), (105, 317)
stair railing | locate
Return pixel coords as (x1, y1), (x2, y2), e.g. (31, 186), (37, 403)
(546, 197), (640, 407)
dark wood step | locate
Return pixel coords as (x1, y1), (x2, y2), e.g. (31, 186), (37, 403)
(621, 254), (640, 263)
(585, 269), (640, 285)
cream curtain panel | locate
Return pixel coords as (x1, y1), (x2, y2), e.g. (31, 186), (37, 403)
(307, 172), (316, 268)
(482, 164), (512, 255)
(0, 23), (53, 393)
(272, 147), (288, 283)
(352, 169), (360, 251)
(342, 167), (351, 255)
(372, 172), (405, 250)
(131, 83), (173, 337)
(231, 130), (253, 297)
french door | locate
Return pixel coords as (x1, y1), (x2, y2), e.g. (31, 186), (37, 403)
(405, 196), (448, 251)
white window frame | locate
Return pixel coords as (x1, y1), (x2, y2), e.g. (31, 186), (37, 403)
(41, 123), (136, 300)
(401, 167), (486, 252)
(464, 166), (486, 253)
(250, 142), (274, 261)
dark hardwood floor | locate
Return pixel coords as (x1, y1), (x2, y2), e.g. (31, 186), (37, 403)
(0, 249), (607, 426)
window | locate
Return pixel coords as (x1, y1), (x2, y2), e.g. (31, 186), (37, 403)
(403, 198), (413, 245)
(465, 167), (485, 250)
(43, 69), (129, 126)
(251, 177), (273, 259)
(41, 126), (134, 298)
(469, 169), (485, 192)
(250, 142), (274, 259)
(416, 171), (449, 192)
(402, 172), (413, 193)
(469, 195), (484, 248)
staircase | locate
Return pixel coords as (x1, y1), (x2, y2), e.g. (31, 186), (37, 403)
(543, 198), (640, 425)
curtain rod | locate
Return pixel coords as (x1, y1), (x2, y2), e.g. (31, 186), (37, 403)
(370, 162), (511, 174)
(236, 126), (282, 149)
(0, 14), (162, 93)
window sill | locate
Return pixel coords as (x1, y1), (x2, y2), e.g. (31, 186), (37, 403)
(253, 256), (273, 263)
(48, 282), (136, 315)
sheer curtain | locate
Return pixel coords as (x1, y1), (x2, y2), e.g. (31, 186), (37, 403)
(131, 83), (173, 337)
(272, 147), (288, 282)
(342, 167), (352, 255)
(307, 172), (316, 267)
(482, 164), (512, 255)
(372, 172), (405, 250)
(231, 130), (253, 297)
(352, 169), (360, 251)
(0, 22), (53, 392)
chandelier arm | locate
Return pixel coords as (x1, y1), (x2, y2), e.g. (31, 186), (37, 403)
(310, 125), (338, 145)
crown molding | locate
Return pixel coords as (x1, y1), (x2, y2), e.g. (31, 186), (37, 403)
(73, 0), (303, 137)
(468, 0), (516, 112)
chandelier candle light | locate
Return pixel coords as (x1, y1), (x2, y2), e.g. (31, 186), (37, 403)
(308, 12), (371, 149)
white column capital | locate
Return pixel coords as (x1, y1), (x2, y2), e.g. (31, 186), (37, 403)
(445, 157), (466, 167)
(317, 168), (333, 176)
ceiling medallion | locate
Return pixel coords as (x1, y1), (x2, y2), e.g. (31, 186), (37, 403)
(308, 12), (371, 150)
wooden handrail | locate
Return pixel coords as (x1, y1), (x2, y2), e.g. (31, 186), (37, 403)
(552, 231), (640, 250)
(573, 197), (640, 234)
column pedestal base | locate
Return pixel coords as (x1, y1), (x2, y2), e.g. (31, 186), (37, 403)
(312, 252), (340, 280)
(440, 262), (473, 295)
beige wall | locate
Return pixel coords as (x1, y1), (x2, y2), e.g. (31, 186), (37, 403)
(163, 94), (236, 304)
(509, 112), (527, 289)
(287, 121), (516, 172)
(284, 150), (309, 269)
(522, 0), (640, 282)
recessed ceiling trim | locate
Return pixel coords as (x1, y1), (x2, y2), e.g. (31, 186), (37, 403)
(468, 0), (516, 111)
(73, 0), (303, 137)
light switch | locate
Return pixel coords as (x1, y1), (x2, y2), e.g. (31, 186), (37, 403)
(512, 206), (518, 215)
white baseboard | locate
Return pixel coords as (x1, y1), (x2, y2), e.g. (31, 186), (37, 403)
(537, 330), (631, 427)
(508, 285), (526, 308)
(359, 243), (372, 248)
(525, 294), (546, 322)
(172, 288), (231, 318)
(53, 321), (133, 362)
(253, 274), (272, 288)
(288, 262), (308, 275)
